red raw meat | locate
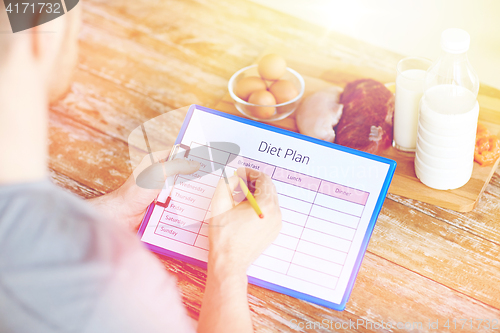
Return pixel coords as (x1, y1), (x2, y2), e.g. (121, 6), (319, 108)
(335, 79), (395, 154)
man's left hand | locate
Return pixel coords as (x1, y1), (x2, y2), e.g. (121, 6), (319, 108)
(88, 158), (200, 231)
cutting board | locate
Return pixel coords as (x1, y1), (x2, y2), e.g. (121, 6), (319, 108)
(214, 52), (500, 212)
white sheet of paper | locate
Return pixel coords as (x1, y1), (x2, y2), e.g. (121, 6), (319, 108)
(140, 107), (391, 305)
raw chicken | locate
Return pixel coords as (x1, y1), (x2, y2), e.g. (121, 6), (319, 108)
(296, 87), (343, 142)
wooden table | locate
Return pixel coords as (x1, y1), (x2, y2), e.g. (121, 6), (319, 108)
(49, 0), (500, 331)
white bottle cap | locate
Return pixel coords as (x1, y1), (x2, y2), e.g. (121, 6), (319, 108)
(441, 28), (470, 54)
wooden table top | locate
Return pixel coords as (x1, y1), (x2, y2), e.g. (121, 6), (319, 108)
(50, 0), (500, 331)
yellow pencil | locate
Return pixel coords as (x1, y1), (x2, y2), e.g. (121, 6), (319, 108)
(234, 171), (264, 218)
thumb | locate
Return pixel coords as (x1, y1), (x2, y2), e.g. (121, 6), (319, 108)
(163, 158), (200, 177)
(135, 158), (199, 189)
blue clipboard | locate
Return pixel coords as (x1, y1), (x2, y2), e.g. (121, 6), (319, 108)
(138, 104), (396, 311)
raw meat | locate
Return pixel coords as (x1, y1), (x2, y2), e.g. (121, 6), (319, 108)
(335, 79), (394, 154)
(296, 87), (343, 142)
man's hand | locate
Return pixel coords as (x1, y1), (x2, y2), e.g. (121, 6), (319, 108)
(209, 167), (282, 276)
(198, 168), (282, 333)
(88, 158), (200, 231)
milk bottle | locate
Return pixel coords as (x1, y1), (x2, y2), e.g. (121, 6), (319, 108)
(415, 28), (480, 190)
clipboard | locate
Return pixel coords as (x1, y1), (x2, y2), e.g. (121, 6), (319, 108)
(138, 104), (396, 310)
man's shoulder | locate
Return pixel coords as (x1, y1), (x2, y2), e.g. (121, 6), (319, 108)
(0, 180), (118, 331)
(0, 180), (111, 265)
(0, 180), (194, 333)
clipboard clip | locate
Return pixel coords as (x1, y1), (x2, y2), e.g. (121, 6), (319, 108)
(155, 143), (191, 208)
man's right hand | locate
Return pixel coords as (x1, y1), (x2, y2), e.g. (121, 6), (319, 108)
(198, 168), (281, 333)
(208, 167), (282, 276)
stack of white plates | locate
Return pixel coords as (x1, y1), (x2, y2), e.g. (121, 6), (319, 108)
(414, 97), (479, 190)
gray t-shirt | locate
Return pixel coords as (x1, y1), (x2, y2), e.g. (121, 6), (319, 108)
(0, 180), (195, 333)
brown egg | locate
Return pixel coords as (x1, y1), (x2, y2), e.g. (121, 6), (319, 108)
(258, 54), (287, 81)
(269, 80), (299, 104)
(234, 76), (267, 101)
(248, 90), (276, 119)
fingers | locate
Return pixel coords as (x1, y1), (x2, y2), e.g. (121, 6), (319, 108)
(162, 158), (200, 177)
(211, 167), (279, 218)
(135, 158), (199, 189)
(237, 168), (277, 207)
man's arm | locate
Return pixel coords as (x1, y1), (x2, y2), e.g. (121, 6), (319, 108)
(198, 168), (282, 333)
(88, 164), (281, 332)
(199, 264), (252, 333)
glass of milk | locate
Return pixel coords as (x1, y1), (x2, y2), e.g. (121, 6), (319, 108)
(393, 57), (432, 152)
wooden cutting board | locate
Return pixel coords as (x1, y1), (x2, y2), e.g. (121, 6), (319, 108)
(214, 51), (500, 213)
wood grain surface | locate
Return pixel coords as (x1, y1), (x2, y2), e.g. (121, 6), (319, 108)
(49, 0), (500, 331)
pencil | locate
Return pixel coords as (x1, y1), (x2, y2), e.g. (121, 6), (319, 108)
(234, 171), (264, 219)
(222, 169), (235, 207)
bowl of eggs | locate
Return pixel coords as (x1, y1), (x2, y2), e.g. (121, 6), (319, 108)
(228, 54), (305, 121)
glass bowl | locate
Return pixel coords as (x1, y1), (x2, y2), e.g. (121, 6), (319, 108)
(228, 64), (305, 122)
